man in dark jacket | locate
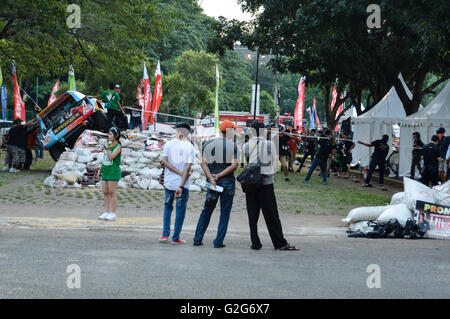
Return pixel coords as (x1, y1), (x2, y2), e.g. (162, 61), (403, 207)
(304, 128), (332, 185)
(421, 135), (441, 187)
(436, 127), (449, 182)
(410, 132), (424, 180)
(297, 129), (317, 173)
(358, 134), (390, 188)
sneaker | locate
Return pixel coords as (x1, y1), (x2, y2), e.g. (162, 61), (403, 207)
(2, 166), (8, 172)
(304, 180), (308, 184)
(193, 242), (203, 246)
(214, 244), (226, 248)
(362, 183), (372, 187)
(159, 236), (169, 242)
(171, 239), (186, 244)
(323, 181), (328, 185)
(250, 245), (262, 250)
(98, 212), (109, 220)
(285, 177), (290, 182)
(105, 213), (116, 221)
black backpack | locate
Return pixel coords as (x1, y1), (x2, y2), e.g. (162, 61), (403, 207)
(237, 140), (263, 194)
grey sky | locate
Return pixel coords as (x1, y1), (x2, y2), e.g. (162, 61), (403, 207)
(199, 0), (253, 21)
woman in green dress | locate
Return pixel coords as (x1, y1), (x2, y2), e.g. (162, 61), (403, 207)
(97, 127), (122, 221)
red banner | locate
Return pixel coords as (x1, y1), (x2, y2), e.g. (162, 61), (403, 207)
(12, 63), (25, 122)
(141, 63), (152, 130)
(149, 61), (162, 126)
(48, 79), (60, 106)
(294, 77), (305, 131)
(313, 98), (322, 130)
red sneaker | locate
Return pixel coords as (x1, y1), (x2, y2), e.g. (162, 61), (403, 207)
(171, 239), (186, 245)
(159, 236), (169, 243)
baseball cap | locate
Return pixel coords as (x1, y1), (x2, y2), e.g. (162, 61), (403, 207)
(436, 127), (445, 134)
(13, 119), (22, 125)
(175, 122), (192, 133)
(220, 120), (238, 132)
(115, 84), (120, 89)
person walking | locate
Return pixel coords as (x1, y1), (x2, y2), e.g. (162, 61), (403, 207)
(304, 128), (332, 185)
(243, 121), (298, 251)
(297, 129), (316, 173)
(97, 127), (122, 221)
(421, 135), (441, 187)
(159, 122), (195, 244)
(287, 129), (300, 172)
(278, 126), (290, 181)
(358, 134), (390, 188)
(193, 120), (239, 248)
(410, 132), (424, 180)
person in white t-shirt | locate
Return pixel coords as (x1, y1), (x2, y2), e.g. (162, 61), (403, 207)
(159, 122), (195, 244)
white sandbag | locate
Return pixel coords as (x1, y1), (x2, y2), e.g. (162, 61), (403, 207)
(433, 180), (450, 193)
(66, 182), (81, 188)
(120, 139), (131, 147)
(342, 206), (388, 225)
(139, 167), (152, 178)
(93, 152), (104, 162)
(142, 151), (160, 160)
(377, 204), (412, 227)
(118, 179), (129, 189)
(121, 147), (133, 157)
(149, 168), (163, 179)
(139, 157), (152, 164)
(138, 178), (151, 190)
(43, 176), (56, 188)
(54, 179), (68, 188)
(390, 192), (405, 205)
(72, 162), (87, 172)
(128, 141), (145, 150)
(52, 160), (76, 175)
(54, 172), (78, 185)
(123, 175), (133, 183)
(59, 151), (77, 162)
(192, 164), (202, 173)
(123, 157), (138, 165)
(122, 166), (139, 174)
(149, 179), (164, 190)
(404, 177), (434, 210)
(189, 184), (202, 192)
(76, 148), (92, 156)
(191, 171), (201, 180)
(131, 151), (143, 158)
(87, 163), (102, 170)
(433, 190), (450, 206)
(348, 221), (375, 234)
(77, 155), (94, 163)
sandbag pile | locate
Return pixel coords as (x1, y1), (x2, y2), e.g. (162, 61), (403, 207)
(343, 177), (450, 238)
(43, 129), (206, 192)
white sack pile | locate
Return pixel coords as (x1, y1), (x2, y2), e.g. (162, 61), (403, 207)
(44, 129), (206, 192)
(343, 177), (450, 233)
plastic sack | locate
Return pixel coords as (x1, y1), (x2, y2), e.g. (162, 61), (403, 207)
(191, 171), (201, 180)
(139, 167), (152, 178)
(54, 179), (68, 188)
(118, 179), (129, 189)
(44, 176), (56, 188)
(77, 155), (94, 163)
(123, 157), (138, 165)
(59, 151), (77, 162)
(377, 204), (412, 227)
(52, 160), (76, 175)
(76, 148), (92, 156)
(128, 142), (145, 150)
(138, 178), (151, 190)
(120, 139), (131, 147)
(66, 182), (82, 188)
(348, 221), (375, 234)
(189, 184), (202, 192)
(404, 177), (434, 210)
(148, 168), (163, 179)
(54, 173), (78, 185)
(139, 157), (152, 164)
(131, 151), (143, 158)
(192, 164), (202, 173)
(433, 190), (450, 206)
(390, 192), (405, 205)
(149, 179), (164, 190)
(87, 163), (102, 170)
(121, 147), (133, 157)
(342, 206), (387, 225)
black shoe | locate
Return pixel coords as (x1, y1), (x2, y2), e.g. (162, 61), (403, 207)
(251, 245), (262, 250)
(362, 183), (372, 187)
(193, 242), (203, 246)
(214, 244), (225, 248)
(285, 177), (290, 182)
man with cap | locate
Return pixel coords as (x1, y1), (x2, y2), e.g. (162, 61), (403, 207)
(421, 135), (441, 187)
(114, 84), (124, 104)
(159, 122), (196, 244)
(437, 127), (449, 182)
(193, 120), (239, 248)
(358, 134), (390, 188)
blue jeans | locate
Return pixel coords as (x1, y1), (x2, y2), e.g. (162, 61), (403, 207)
(129, 121), (142, 131)
(194, 178), (235, 246)
(305, 157), (327, 183)
(163, 187), (189, 241)
(34, 145), (43, 158)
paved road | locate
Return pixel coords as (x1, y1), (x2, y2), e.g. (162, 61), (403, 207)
(1, 228), (449, 299)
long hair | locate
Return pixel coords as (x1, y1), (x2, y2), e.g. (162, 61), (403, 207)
(109, 127), (121, 144)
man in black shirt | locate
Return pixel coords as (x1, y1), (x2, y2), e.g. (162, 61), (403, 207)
(410, 132), (424, 180)
(421, 135), (441, 187)
(358, 134), (389, 188)
(2, 119), (20, 172)
(127, 99), (143, 131)
(339, 132), (355, 178)
(14, 121), (28, 170)
(304, 128), (332, 185)
(297, 129), (316, 173)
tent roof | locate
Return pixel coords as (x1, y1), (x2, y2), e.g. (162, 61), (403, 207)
(357, 74), (410, 120)
(404, 82), (450, 121)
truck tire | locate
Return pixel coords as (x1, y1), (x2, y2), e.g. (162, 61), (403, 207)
(88, 111), (109, 133)
(48, 142), (66, 162)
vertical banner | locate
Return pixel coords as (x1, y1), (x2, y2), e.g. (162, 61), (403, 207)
(250, 84), (260, 116)
(214, 64), (220, 135)
(48, 79), (60, 106)
(1, 85), (7, 121)
(294, 76), (305, 131)
(69, 65), (76, 91)
(313, 98), (322, 130)
(335, 92), (344, 132)
(141, 62), (152, 130)
(150, 61), (162, 126)
(310, 106), (315, 130)
(12, 62), (25, 122)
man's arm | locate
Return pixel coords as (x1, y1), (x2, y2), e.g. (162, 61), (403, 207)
(162, 156), (183, 176)
(175, 163), (192, 198)
(201, 157), (215, 185)
(357, 140), (372, 147)
(213, 159), (238, 180)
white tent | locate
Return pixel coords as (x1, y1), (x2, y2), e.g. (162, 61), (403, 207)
(398, 81), (450, 177)
(351, 74), (410, 167)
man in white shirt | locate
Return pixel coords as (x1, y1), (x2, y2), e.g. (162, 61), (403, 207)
(159, 122), (195, 244)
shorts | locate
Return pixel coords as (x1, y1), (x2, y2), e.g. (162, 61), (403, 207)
(17, 147), (26, 164)
(279, 155), (288, 170)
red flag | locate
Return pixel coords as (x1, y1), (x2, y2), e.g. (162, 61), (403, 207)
(331, 85), (338, 111)
(48, 79), (60, 106)
(294, 76), (305, 131)
(149, 61), (162, 126)
(141, 63), (152, 130)
(12, 63), (25, 122)
(313, 98), (322, 130)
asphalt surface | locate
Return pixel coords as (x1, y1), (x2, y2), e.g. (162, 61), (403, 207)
(1, 228), (449, 299)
